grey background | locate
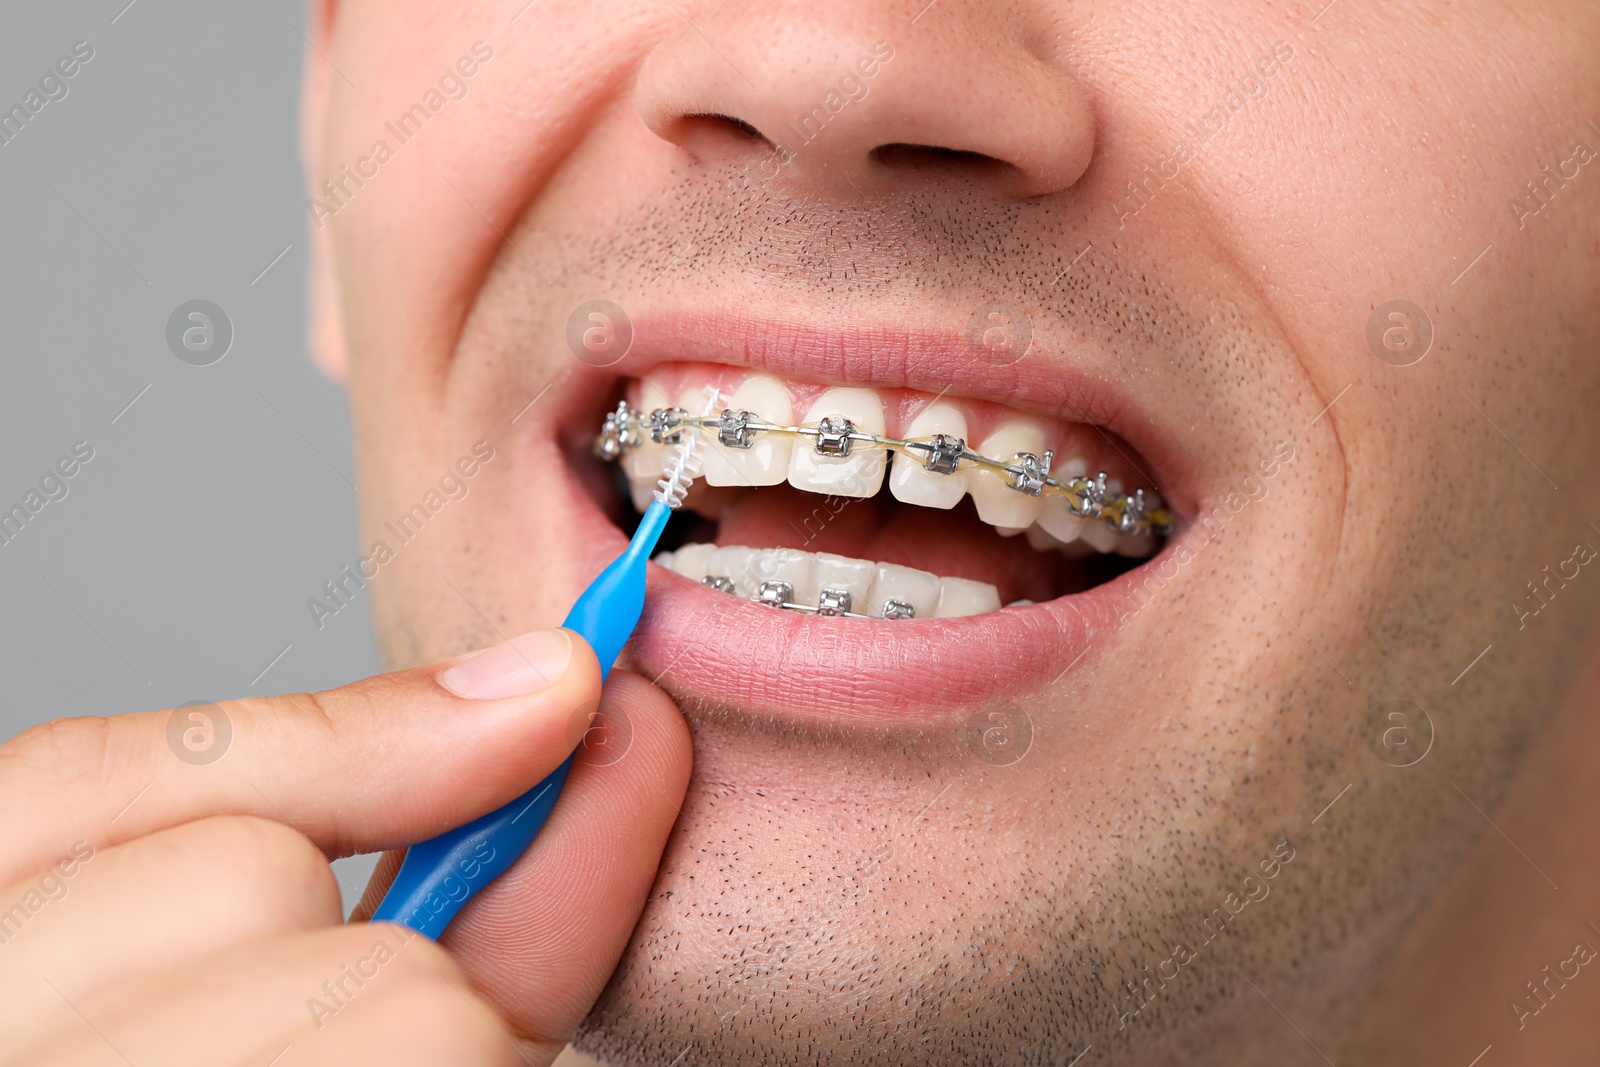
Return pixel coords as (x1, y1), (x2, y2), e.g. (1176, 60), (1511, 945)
(1, 0), (381, 908)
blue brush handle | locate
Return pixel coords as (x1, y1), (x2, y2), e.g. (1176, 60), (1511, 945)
(370, 501), (671, 938)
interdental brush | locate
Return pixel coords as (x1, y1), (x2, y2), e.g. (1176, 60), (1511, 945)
(371, 389), (718, 938)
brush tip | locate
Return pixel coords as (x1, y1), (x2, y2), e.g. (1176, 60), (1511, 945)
(653, 436), (704, 509)
(651, 385), (720, 510)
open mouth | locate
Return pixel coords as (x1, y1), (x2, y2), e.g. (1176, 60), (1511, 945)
(547, 317), (1190, 720)
(594, 361), (1172, 620)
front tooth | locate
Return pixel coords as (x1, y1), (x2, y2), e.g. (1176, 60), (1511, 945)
(787, 387), (887, 499)
(653, 550), (676, 570)
(626, 379), (672, 510)
(935, 576), (1002, 617)
(751, 547), (817, 607)
(968, 420), (1049, 529)
(674, 381), (728, 465)
(670, 542), (714, 581)
(872, 562), (941, 619)
(676, 381), (730, 417)
(625, 380), (670, 479)
(814, 552), (875, 612)
(707, 545), (759, 596)
(703, 374), (794, 488)
(889, 401), (969, 509)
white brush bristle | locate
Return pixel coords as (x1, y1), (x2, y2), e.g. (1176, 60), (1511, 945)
(654, 434), (703, 510)
(653, 386), (721, 510)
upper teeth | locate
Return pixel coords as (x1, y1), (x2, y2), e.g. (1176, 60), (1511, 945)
(600, 370), (1172, 556)
(787, 386), (888, 497)
(891, 400), (970, 508)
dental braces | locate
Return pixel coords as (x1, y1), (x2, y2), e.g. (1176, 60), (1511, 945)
(706, 575), (890, 620)
(595, 401), (1175, 537)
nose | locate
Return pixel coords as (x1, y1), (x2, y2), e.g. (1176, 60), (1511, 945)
(635, 2), (1096, 199)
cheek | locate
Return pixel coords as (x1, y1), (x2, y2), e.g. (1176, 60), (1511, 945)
(326, 0), (670, 388)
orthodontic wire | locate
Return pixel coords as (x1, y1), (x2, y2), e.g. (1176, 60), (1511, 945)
(595, 401), (1175, 537)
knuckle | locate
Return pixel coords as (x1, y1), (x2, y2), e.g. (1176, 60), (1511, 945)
(244, 689), (342, 740)
(260, 683), (381, 751)
(0, 714), (126, 795)
(2, 714), (107, 768)
(317, 673), (400, 722)
(293, 688), (344, 734)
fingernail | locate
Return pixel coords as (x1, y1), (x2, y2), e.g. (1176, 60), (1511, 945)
(437, 629), (573, 700)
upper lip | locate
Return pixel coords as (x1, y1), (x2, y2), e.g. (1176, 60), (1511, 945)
(548, 310), (1196, 726)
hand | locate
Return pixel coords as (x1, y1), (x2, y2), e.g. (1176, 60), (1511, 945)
(0, 628), (691, 1066)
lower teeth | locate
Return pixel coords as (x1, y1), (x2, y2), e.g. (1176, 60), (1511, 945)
(656, 543), (1003, 620)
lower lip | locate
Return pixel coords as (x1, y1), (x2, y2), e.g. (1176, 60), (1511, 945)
(561, 467), (1156, 728)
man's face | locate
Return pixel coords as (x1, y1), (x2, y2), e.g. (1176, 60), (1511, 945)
(310, 0), (1599, 1061)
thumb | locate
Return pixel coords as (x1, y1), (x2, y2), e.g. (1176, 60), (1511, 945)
(0, 628), (602, 886)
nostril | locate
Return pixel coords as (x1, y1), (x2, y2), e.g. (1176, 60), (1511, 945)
(870, 142), (1016, 183)
(683, 113), (773, 147)
(872, 143), (994, 164)
(718, 115), (769, 143)
(658, 113), (777, 166)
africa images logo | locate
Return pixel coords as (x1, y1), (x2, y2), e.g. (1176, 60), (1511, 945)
(306, 41), (495, 229)
(0, 41), (95, 149)
(306, 442), (495, 630)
